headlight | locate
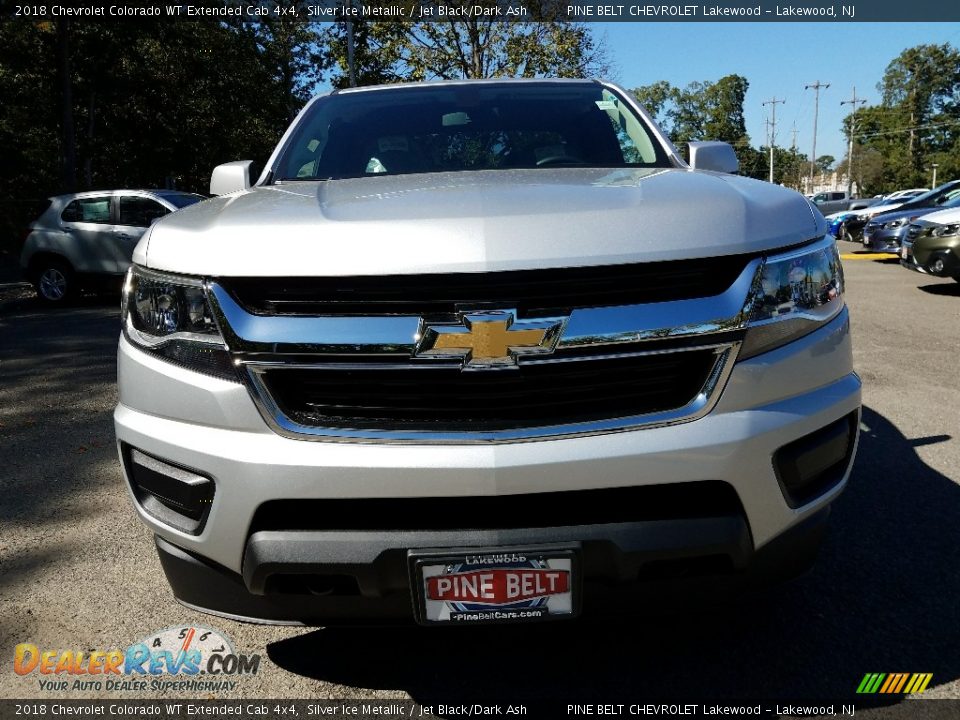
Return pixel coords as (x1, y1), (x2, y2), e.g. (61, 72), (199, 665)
(122, 266), (237, 380)
(932, 223), (960, 238)
(740, 238), (845, 360)
(887, 218), (909, 228)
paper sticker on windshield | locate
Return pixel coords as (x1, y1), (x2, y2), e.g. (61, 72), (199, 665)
(595, 100), (617, 111)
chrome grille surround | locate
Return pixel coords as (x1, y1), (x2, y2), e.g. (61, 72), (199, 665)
(205, 256), (765, 444)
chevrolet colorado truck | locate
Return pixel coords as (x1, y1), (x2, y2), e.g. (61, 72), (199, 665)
(114, 79), (860, 625)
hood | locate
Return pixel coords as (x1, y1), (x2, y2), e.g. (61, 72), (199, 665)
(826, 210), (855, 221)
(859, 201), (906, 218)
(913, 206), (960, 227)
(868, 206), (939, 225)
(138, 168), (825, 276)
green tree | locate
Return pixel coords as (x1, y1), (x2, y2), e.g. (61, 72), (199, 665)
(631, 80), (673, 130)
(633, 75), (754, 172)
(701, 75), (749, 145)
(325, 20), (407, 88)
(880, 43), (960, 176)
(0, 19), (329, 252)
(846, 43), (960, 189)
(816, 154), (835, 173)
(254, 13), (328, 121)
(839, 146), (885, 196)
(667, 75), (752, 169)
(745, 146), (809, 188)
(325, 17), (610, 86)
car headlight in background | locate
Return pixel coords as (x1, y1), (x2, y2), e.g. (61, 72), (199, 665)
(932, 223), (960, 238)
(122, 266), (237, 380)
(740, 237), (845, 360)
(886, 218), (909, 229)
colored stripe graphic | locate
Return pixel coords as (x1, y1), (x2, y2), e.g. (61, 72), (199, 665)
(857, 673), (885, 694)
(891, 673), (909, 693)
(857, 673), (932, 693)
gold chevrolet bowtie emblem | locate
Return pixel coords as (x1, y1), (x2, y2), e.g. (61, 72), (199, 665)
(415, 311), (566, 368)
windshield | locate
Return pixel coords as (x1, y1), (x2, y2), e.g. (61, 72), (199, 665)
(901, 181), (959, 208)
(272, 83), (671, 181)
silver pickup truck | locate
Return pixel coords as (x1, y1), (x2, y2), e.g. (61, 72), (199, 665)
(114, 79), (860, 626)
(810, 190), (875, 216)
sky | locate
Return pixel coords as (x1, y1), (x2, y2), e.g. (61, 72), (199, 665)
(598, 22), (960, 168)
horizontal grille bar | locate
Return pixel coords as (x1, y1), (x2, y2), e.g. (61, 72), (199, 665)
(249, 482), (744, 533)
(253, 349), (719, 433)
(221, 255), (751, 317)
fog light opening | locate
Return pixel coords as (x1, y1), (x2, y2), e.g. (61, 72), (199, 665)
(122, 445), (215, 535)
(773, 412), (858, 508)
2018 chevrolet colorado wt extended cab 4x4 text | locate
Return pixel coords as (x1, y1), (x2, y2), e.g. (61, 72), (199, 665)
(114, 79), (860, 625)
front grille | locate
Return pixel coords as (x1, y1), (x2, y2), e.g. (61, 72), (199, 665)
(249, 482), (744, 532)
(221, 255), (750, 317)
(254, 349), (720, 432)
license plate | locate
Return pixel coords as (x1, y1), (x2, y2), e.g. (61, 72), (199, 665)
(410, 547), (580, 625)
(901, 245), (910, 260)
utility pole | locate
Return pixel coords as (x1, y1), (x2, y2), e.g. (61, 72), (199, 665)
(931, 163), (939, 188)
(762, 96), (785, 183)
(840, 86), (866, 196)
(805, 81), (830, 193)
(346, 19), (357, 87)
(790, 123), (800, 191)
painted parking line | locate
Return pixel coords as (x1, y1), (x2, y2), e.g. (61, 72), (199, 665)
(840, 253), (899, 260)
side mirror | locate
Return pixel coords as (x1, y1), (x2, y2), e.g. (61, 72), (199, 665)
(688, 141), (739, 174)
(210, 160), (254, 196)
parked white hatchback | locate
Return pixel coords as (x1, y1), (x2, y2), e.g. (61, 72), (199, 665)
(20, 189), (204, 302)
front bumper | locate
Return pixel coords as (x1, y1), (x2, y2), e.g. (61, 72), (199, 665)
(154, 507), (831, 625)
(900, 240), (960, 277)
(863, 227), (907, 253)
(115, 310), (860, 624)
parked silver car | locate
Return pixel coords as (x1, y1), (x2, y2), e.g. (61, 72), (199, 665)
(20, 189), (204, 302)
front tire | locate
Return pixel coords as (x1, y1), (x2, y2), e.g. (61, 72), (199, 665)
(33, 259), (75, 304)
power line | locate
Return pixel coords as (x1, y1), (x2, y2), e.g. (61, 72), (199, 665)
(854, 117), (960, 140)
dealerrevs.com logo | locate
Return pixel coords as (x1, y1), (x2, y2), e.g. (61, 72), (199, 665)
(13, 625), (260, 693)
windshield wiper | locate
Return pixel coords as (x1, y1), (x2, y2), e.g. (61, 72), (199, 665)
(274, 176), (334, 183)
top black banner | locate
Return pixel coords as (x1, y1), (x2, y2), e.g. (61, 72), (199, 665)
(7, 0), (960, 23)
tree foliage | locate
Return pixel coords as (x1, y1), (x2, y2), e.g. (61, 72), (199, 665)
(325, 17), (610, 88)
(632, 74), (753, 170)
(843, 43), (960, 192)
(0, 19), (326, 247)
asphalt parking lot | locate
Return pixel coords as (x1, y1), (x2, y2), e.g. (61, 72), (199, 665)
(1, 242), (959, 705)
